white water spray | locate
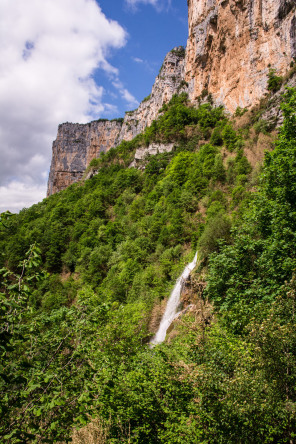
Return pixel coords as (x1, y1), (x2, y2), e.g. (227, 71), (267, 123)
(150, 252), (198, 346)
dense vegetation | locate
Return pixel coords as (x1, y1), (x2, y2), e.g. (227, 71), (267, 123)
(1, 89), (296, 443)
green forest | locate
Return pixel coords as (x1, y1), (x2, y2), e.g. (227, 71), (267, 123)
(1, 87), (296, 443)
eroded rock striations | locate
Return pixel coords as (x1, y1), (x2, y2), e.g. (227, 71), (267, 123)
(47, 48), (186, 195)
(47, 120), (123, 196)
(48, 1), (296, 195)
(185, 0), (296, 112)
(118, 48), (187, 143)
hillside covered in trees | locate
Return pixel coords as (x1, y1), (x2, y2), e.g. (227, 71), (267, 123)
(1, 86), (296, 443)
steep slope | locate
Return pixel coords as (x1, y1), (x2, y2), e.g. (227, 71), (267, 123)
(3, 2), (296, 442)
(47, 48), (186, 196)
(2, 88), (296, 443)
(186, 0), (296, 111)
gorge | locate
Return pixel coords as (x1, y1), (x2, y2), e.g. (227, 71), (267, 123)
(2, 1), (296, 442)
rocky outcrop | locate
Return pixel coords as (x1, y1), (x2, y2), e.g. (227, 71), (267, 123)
(47, 120), (122, 195)
(129, 143), (175, 169)
(118, 48), (187, 143)
(261, 70), (296, 127)
(47, 48), (186, 195)
(185, 0), (296, 112)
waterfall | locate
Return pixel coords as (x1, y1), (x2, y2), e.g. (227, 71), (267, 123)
(150, 252), (198, 346)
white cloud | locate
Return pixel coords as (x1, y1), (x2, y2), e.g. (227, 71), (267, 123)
(125, 0), (171, 11)
(131, 56), (154, 73)
(0, 181), (47, 213)
(112, 80), (139, 108)
(0, 0), (128, 212)
(126, 0), (159, 7)
(132, 57), (144, 63)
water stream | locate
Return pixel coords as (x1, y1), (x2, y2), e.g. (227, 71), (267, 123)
(150, 252), (198, 346)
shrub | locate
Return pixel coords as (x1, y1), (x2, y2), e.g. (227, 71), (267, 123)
(234, 106), (247, 117)
(170, 46), (186, 58)
(267, 68), (283, 92)
(198, 213), (232, 259)
(213, 153), (226, 182)
(231, 184), (246, 207)
(253, 119), (270, 135)
(222, 124), (237, 151)
(142, 94), (151, 102)
(210, 127), (223, 146)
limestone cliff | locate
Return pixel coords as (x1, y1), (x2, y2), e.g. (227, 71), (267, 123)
(47, 120), (122, 195)
(186, 0), (296, 112)
(47, 1), (296, 195)
(47, 48), (186, 196)
(118, 47), (187, 143)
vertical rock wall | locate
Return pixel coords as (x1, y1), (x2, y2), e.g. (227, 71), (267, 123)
(118, 47), (187, 143)
(185, 0), (296, 112)
(47, 120), (122, 196)
(47, 1), (296, 195)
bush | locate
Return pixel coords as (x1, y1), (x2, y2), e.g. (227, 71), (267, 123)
(253, 119), (270, 135)
(213, 153), (226, 182)
(234, 106), (247, 117)
(267, 68), (283, 92)
(222, 124), (237, 151)
(199, 213), (232, 258)
(231, 184), (246, 207)
(210, 127), (223, 146)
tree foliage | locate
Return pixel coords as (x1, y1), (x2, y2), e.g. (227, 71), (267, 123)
(1, 90), (296, 442)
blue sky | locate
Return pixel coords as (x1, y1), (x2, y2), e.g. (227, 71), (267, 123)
(96, 0), (188, 117)
(0, 0), (188, 212)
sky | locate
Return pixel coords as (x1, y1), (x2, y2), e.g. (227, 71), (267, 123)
(0, 0), (188, 213)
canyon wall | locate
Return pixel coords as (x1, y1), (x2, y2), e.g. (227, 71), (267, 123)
(186, 0), (296, 112)
(47, 120), (122, 196)
(47, 48), (186, 195)
(48, 1), (296, 195)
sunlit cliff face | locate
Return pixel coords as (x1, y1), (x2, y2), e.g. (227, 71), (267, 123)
(48, 0), (296, 195)
(185, 0), (296, 112)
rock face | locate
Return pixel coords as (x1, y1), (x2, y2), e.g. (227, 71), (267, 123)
(118, 48), (187, 143)
(47, 48), (186, 195)
(47, 120), (122, 195)
(129, 143), (175, 169)
(185, 0), (296, 112)
(48, 1), (296, 195)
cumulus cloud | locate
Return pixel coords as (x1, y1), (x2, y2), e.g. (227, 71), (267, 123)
(0, 182), (47, 213)
(0, 0), (129, 212)
(112, 80), (139, 108)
